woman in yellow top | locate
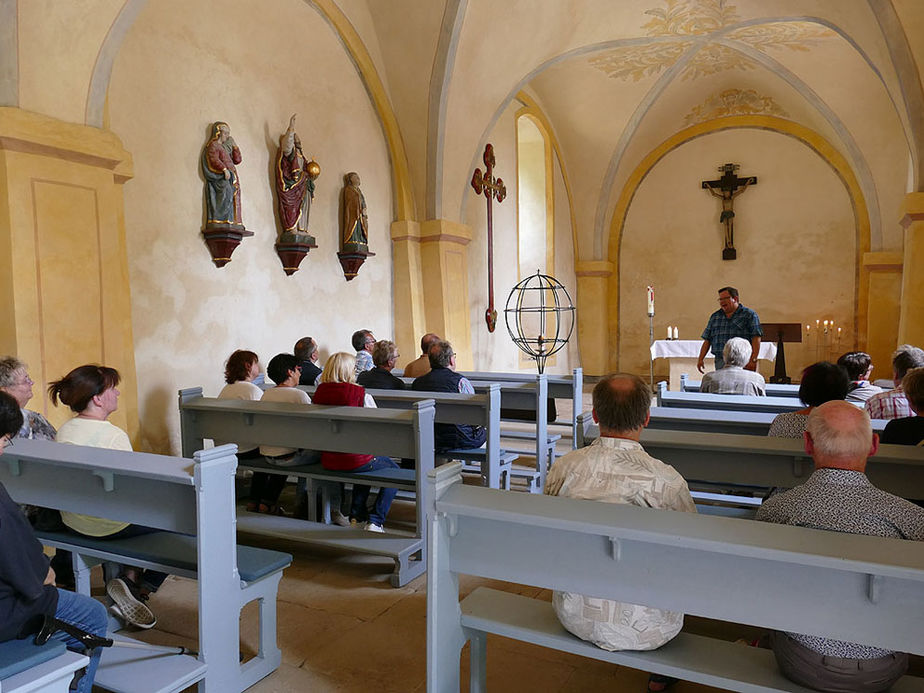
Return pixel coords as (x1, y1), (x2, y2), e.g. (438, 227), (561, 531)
(50, 364), (165, 630)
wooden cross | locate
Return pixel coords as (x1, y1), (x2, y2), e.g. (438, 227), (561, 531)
(471, 143), (506, 332)
(701, 162), (757, 260)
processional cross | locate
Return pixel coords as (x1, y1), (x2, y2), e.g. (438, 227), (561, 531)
(471, 143), (506, 332)
(701, 162), (757, 260)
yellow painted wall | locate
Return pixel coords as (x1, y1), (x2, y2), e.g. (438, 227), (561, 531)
(617, 128), (857, 378)
(106, 0), (394, 453)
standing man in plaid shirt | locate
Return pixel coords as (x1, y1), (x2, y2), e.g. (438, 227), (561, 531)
(866, 346), (924, 420)
(697, 286), (762, 373)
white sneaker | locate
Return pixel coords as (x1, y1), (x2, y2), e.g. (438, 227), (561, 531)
(332, 511), (351, 527)
(364, 522), (385, 533)
(106, 578), (156, 629)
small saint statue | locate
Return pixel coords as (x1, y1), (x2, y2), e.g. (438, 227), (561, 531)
(275, 113), (319, 244)
(340, 172), (369, 252)
(202, 121), (245, 231)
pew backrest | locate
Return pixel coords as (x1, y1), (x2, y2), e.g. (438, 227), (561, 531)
(657, 381), (803, 413)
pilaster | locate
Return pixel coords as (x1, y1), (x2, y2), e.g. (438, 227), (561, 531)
(0, 107), (139, 440)
(862, 252), (902, 376)
(898, 193), (924, 347)
(575, 260), (613, 376)
(390, 219), (425, 365)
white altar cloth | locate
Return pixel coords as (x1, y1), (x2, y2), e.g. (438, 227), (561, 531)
(650, 339), (777, 361)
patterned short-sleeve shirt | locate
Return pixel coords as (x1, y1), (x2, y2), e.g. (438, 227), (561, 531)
(756, 468), (924, 658)
(700, 304), (762, 358)
(865, 387), (911, 420)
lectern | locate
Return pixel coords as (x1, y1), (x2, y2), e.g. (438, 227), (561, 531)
(762, 322), (803, 384)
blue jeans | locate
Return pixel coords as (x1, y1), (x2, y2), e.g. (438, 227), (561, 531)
(348, 457), (399, 526)
(52, 587), (108, 693)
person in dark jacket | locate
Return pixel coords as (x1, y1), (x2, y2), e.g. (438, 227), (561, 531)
(0, 391), (108, 693)
(294, 336), (323, 386)
(357, 340), (406, 391)
(411, 340), (486, 451)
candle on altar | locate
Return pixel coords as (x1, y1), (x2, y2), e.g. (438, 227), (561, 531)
(666, 326), (672, 340)
(672, 326), (679, 340)
(647, 286), (655, 316)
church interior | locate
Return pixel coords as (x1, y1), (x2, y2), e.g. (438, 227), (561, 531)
(2, 0), (924, 690)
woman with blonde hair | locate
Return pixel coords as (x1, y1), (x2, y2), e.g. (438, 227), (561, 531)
(312, 352), (398, 532)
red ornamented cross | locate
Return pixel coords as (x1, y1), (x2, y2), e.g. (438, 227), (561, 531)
(471, 144), (506, 332)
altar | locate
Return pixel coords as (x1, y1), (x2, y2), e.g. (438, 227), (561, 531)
(650, 339), (778, 390)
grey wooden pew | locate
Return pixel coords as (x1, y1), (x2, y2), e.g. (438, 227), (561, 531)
(179, 388), (436, 587)
(425, 462), (924, 692)
(578, 408), (890, 441)
(0, 638), (87, 693)
(299, 384), (517, 490)
(575, 414), (924, 498)
(2, 439), (290, 693)
(657, 381), (804, 413)
(680, 373), (801, 397)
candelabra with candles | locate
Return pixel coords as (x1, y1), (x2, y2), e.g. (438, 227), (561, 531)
(647, 286), (655, 387)
(804, 319), (843, 362)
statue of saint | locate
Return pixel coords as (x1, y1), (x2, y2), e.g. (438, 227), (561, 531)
(202, 122), (244, 230)
(275, 114), (319, 241)
(340, 172), (369, 251)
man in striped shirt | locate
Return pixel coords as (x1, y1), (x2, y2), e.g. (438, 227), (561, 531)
(865, 345), (924, 420)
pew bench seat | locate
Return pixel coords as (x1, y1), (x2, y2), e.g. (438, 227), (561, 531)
(460, 587), (924, 693)
(436, 449), (518, 490)
(0, 639), (87, 693)
(239, 456), (417, 489)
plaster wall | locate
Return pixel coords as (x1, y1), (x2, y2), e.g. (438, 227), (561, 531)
(618, 128), (856, 378)
(107, 0), (393, 453)
(466, 101), (579, 374)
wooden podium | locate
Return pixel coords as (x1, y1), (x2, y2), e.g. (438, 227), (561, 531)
(762, 322), (802, 384)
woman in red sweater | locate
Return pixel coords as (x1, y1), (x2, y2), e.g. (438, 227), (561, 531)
(312, 352), (399, 532)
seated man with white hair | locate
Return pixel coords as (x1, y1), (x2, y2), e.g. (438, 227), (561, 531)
(756, 401), (924, 692)
(699, 337), (766, 395)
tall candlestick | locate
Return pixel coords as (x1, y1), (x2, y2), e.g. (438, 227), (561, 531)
(647, 286), (655, 317)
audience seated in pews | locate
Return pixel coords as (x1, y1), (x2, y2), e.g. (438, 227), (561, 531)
(357, 340), (406, 390)
(403, 332), (441, 378)
(258, 353), (348, 525)
(837, 351), (882, 403)
(312, 352), (399, 532)
(216, 350), (277, 513)
(756, 401), (924, 692)
(544, 374), (696, 693)
(699, 337), (766, 396)
(768, 362), (848, 438)
(865, 345), (924, 420)
(49, 365), (166, 630)
(0, 391), (108, 693)
(0, 357), (56, 441)
(351, 329), (375, 377)
(880, 367), (924, 446)
(294, 336), (323, 386)
(411, 340), (487, 452)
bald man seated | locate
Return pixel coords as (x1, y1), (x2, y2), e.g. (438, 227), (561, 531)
(403, 332), (440, 378)
(756, 401), (924, 692)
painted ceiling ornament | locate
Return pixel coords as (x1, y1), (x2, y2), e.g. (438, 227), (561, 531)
(684, 88), (789, 125)
(588, 0), (835, 83)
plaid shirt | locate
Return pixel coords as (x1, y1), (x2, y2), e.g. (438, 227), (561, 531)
(700, 304), (762, 358)
(865, 387), (911, 420)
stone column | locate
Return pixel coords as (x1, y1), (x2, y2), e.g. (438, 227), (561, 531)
(575, 260), (613, 376)
(390, 220), (425, 366)
(419, 219), (474, 370)
(863, 252), (902, 375)
(0, 107), (139, 439)
(898, 192), (924, 347)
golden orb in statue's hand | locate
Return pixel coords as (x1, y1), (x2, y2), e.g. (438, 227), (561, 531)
(307, 159), (321, 180)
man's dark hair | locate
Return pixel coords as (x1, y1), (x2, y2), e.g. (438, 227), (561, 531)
(428, 341), (454, 369)
(836, 351), (871, 381)
(419, 333), (440, 355)
(48, 365), (121, 414)
(0, 391), (23, 438)
(798, 361), (849, 407)
(717, 286), (738, 300)
(293, 337), (317, 362)
(351, 330), (372, 352)
(903, 368), (924, 413)
(267, 353), (299, 385)
(592, 373), (651, 433)
(893, 346), (924, 382)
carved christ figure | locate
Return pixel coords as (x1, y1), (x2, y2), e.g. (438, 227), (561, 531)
(704, 177), (752, 251)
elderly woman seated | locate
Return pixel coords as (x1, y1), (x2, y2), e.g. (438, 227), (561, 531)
(699, 337), (766, 396)
(0, 356), (56, 440)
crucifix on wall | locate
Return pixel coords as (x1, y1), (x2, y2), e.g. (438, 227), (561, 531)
(471, 143), (506, 332)
(701, 162), (757, 260)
